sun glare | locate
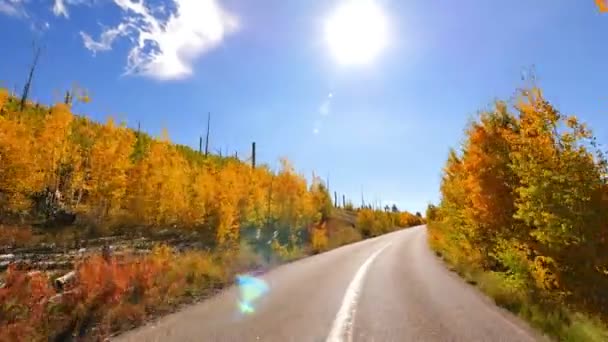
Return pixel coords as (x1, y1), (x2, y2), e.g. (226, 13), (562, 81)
(324, 0), (389, 66)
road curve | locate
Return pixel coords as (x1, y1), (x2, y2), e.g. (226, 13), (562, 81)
(114, 226), (542, 342)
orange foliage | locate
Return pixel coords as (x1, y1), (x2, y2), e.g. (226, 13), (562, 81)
(0, 266), (55, 341)
(429, 86), (608, 321)
(0, 246), (228, 341)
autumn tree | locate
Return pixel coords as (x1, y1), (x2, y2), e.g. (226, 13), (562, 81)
(38, 104), (74, 194)
(214, 160), (248, 245)
(87, 118), (135, 221)
(310, 177), (332, 222)
(0, 107), (40, 213)
(429, 85), (608, 320)
(0, 87), (402, 262)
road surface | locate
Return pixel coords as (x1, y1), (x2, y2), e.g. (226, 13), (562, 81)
(114, 226), (541, 342)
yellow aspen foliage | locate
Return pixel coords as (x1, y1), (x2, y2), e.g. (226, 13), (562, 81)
(0, 90), (400, 267)
(274, 158), (313, 229)
(398, 211), (422, 227)
(215, 161), (246, 245)
(512, 88), (602, 248)
(132, 139), (191, 226)
(125, 158), (146, 222)
(88, 118), (135, 219)
(127, 140), (163, 225)
(356, 208), (378, 237)
(65, 118), (96, 210)
(243, 167), (271, 227)
(37, 103), (74, 190)
(311, 222), (329, 253)
(0, 116), (41, 211)
(160, 147), (191, 225)
(310, 175), (332, 222)
(0, 88), (8, 110)
(188, 164), (217, 226)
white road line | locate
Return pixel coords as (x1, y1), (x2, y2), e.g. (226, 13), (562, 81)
(326, 243), (392, 342)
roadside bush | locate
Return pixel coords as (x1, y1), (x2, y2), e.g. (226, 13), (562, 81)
(311, 223), (329, 254)
(328, 226), (362, 249)
(270, 238), (305, 263)
(428, 85), (608, 340)
(0, 245), (232, 341)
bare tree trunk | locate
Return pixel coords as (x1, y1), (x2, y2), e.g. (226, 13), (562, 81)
(64, 90), (72, 106)
(266, 175), (273, 229)
(205, 112), (210, 157)
(252, 142), (256, 169)
(20, 43), (42, 111)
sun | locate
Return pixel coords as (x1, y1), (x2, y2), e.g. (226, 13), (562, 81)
(324, 0), (389, 66)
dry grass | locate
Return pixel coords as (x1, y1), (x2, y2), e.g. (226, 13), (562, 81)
(0, 225), (33, 248)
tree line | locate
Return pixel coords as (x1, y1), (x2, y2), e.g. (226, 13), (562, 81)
(0, 89), (422, 254)
(0, 89), (336, 245)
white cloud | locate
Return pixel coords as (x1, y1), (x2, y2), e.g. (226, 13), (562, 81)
(0, 0), (26, 17)
(80, 23), (129, 54)
(82, 0), (239, 80)
(52, 0), (91, 18)
(52, 0), (67, 17)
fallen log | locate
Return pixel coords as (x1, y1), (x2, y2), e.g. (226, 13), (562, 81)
(54, 270), (77, 292)
(2, 259), (74, 271)
(0, 253), (15, 260)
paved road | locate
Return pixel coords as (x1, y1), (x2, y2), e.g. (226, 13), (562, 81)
(114, 226), (542, 342)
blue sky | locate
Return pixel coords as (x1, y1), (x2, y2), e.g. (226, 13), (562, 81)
(1, 0), (607, 214)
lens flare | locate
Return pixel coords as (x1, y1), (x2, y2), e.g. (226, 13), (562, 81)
(236, 274), (269, 314)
